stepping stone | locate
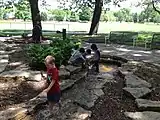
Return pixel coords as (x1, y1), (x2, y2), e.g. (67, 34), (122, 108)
(125, 74), (151, 88)
(59, 68), (70, 79)
(124, 111), (160, 120)
(136, 99), (160, 112)
(65, 65), (81, 74)
(123, 87), (151, 99)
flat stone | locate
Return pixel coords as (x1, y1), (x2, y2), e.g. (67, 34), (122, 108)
(59, 68), (70, 79)
(125, 74), (152, 88)
(0, 54), (9, 59)
(118, 67), (133, 75)
(65, 65), (81, 74)
(136, 99), (160, 112)
(123, 87), (151, 99)
(60, 80), (75, 91)
(124, 111), (160, 120)
(36, 100), (91, 120)
(0, 59), (8, 63)
(0, 63), (8, 73)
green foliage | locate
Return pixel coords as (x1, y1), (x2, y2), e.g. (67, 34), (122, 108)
(79, 7), (91, 21)
(114, 8), (132, 22)
(101, 11), (116, 22)
(26, 38), (79, 70)
(49, 9), (66, 21)
(70, 12), (79, 22)
(14, 0), (31, 20)
(41, 12), (48, 21)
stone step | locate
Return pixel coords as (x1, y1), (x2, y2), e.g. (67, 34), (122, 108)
(125, 74), (152, 88)
(136, 99), (160, 112)
(123, 87), (152, 99)
(65, 65), (81, 74)
(124, 111), (160, 120)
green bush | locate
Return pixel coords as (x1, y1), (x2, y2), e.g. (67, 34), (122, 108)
(26, 38), (79, 70)
(79, 7), (91, 21)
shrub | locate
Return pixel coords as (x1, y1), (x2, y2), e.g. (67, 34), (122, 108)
(79, 7), (91, 21)
(26, 38), (79, 70)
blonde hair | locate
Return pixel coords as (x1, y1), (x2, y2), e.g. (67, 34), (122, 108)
(45, 55), (55, 64)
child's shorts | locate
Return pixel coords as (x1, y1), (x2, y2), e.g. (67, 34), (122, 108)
(47, 92), (61, 103)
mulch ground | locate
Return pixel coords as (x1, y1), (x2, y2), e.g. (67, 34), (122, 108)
(0, 76), (40, 111)
(90, 71), (137, 120)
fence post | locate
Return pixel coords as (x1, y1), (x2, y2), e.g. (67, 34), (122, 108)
(62, 29), (66, 40)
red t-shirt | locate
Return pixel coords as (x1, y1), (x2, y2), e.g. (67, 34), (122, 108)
(47, 66), (60, 95)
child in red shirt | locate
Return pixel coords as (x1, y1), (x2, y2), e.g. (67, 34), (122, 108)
(43, 55), (61, 114)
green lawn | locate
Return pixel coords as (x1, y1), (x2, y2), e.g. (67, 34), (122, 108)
(0, 22), (160, 49)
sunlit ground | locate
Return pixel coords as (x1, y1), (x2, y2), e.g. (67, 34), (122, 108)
(99, 64), (116, 72)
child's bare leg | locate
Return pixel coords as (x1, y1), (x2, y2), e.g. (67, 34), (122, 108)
(48, 102), (56, 114)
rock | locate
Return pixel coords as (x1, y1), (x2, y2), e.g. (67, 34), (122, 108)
(125, 74), (152, 88)
(119, 67), (133, 75)
(60, 80), (75, 91)
(123, 87), (151, 99)
(65, 65), (81, 74)
(0, 63), (8, 73)
(59, 68), (70, 79)
(61, 72), (87, 91)
(124, 111), (160, 120)
(36, 100), (91, 120)
(136, 99), (160, 112)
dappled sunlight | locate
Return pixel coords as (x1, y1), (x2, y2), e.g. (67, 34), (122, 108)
(136, 50), (152, 54)
(132, 54), (142, 57)
(0, 83), (10, 88)
(116, 48), (132, 52)
(126, 112), (145, 119)
(0, 59), (8, 63)
(100, 64), (114, 72)
(72, 112), (91, 120)
(102, 50), (113, 53)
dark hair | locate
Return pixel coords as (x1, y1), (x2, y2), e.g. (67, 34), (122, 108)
(91, 44), (98, 50)
(79, 48), (85, 53)
(74, 44), (79, 50)
(86, 49), (91, 54)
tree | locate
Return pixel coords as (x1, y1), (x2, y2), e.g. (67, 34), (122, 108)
(14, 0), (31, 21)
(79, 7), (91, 21)
(133, 13), (138, 23)
(58, 0), (126, 35)
(89, 0), (103, 35)
(28, 0), (41, 28)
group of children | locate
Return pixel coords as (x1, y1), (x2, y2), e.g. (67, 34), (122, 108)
(41, 44), (100, 117)
(69, 44), (100, 73)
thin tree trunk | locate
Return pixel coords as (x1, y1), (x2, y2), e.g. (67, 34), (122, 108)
(89, 0), (103, 35)
(152, 0), (160, 15)
(28, 0), (42, 42)
(28, 0), (41, 27)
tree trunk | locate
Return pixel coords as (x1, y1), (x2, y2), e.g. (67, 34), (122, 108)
(89, 0), (103, 35)
(28, 0), (42, 42)
(28, 0), (41, 27)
